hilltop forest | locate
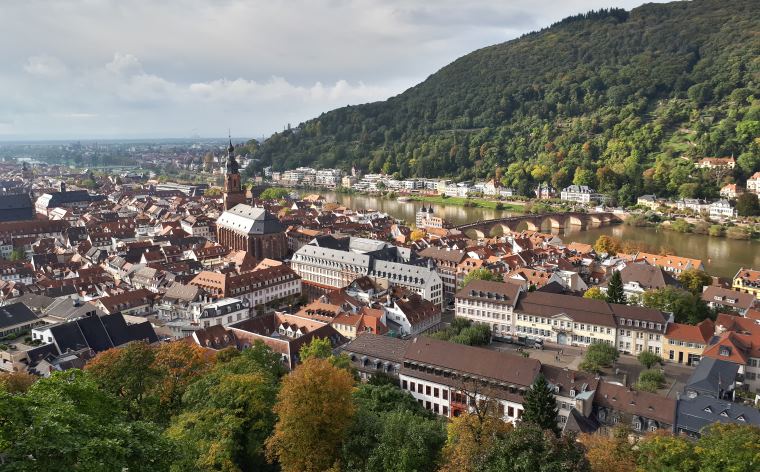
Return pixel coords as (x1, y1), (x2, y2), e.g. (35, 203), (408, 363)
(244, 0), (760, 206)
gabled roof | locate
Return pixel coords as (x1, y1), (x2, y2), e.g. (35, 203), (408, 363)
(685, 357), (740, 396)
(0, 302), (38, 329)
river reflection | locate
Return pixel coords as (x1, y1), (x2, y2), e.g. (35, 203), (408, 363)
(300, 191), (759, 278)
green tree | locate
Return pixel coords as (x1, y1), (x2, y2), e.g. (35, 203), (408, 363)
(606, 271), (626, 305)
(259, 187), (290, 201)
(8, 248), (25, 261)
(265, 358), (355, 472)
(637, 351), (663, 369)
(695, 423), (760, 472)
(365, 410), (446, 472)
(462, 268), (501, 287)
(636, 369), (666, 392)
(642, 286), (714, 325)
(580, 342), (619, 373)
(475, 423), (589, 472)
(299, 336), (353, 371)
(637, 431), (697, 472)
(521, 374), (560, 436)
(678, 269), (712, 295)
(583, 287), (607, 300)
(0, 370), (175, 472)
(736, 192), (760, 216)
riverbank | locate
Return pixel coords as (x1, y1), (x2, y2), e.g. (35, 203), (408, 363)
(409, 195), (525, 212)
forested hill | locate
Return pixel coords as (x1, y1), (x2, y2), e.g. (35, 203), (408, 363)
(247, 0), (760, 205)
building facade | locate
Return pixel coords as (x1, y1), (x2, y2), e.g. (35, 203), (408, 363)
(216, 204), (288, 261)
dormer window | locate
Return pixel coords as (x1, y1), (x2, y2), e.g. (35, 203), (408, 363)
(719, 347), (731, 357)
(570, 389), (576, 398)
(720, 410), (729, 417)
(703, 406), (712, 413)
(737, 415), (746, 422)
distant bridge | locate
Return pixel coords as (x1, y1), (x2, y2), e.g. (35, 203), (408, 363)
(454, 212), (622, 238)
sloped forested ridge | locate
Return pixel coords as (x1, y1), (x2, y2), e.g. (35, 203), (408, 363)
(247, 0), (760, 204)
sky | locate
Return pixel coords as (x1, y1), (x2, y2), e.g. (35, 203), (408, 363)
(0, 0), (663, 141)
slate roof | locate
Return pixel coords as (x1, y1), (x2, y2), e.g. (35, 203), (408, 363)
(677, 396), (760, 433)
(684, 357), (740, 397)
(0, 302), (38, 329)
(342, 333), (409, 363)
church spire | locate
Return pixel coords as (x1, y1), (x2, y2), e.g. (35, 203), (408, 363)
(226, 130), (239, 175)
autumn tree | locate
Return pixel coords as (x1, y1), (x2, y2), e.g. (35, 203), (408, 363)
(677, 269), (712, 295)
(580, 425), (637, 472)
(259, 187), (290, 201)
(593, 235), (622, 255)
(152, 341), (215, 420)
(606, 270), (627, 305)
(583, 287), (606, 300)
(86, 341), (161, 420)
(440, 411), (512, 472)
(410, 228), (426, 241)
(266, 358), (355, 472)
(0, 371), (36, 393)
(299, 336), (352, 371)
(521, 374), (560, 436)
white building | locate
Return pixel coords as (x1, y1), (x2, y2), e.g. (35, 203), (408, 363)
(315, 169), (342, 188)
(454, 280), (522, 340)
(290, 236), (443, 306)
(196, 298), (249, 328)
(709, 199), (736, 219)
(747, 172), (760, 195)
(560, 185), (602, 204)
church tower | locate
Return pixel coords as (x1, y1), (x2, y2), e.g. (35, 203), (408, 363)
(223, 136), (246, 210)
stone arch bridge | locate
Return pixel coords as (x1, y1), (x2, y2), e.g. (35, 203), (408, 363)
(455, 212), (621, 239)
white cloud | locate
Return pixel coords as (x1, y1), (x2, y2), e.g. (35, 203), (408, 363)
(23, 55), (68, 77)
(0, 0), (665, 139)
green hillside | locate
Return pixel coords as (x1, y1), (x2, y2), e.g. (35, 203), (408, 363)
(247, 0), (760, 204)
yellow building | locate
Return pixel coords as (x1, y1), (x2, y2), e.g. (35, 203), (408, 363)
(662, 320), (713, 366)
(733, 268), (760, 300)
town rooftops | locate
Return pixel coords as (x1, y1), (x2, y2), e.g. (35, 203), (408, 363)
(455, 279), (522, 305)
(515, 292), (665, 327)
(665, 319), (714, 344)
(684, 357), (740, 398)
(403, 336), (541, 388)
(595, 381), (676, 425)
(677, 396), (760, 433)
(216, 204), (283, 235)
(0, 302), (38, 330)
(615, 263), (680, 290)
(342, 333), (409, 364)
(701, 286), (755, 311)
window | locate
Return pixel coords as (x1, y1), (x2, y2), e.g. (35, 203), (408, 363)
(402, 380), (408, 390)
(443, 390), (448, 400)
(426, 401), (431, 410)
(434, 388), (439, 398)
(417, 384), (423, 394)
(426, 385), (431, 396)
(442, 406), (449, 416)
(434, 404), (439, 414)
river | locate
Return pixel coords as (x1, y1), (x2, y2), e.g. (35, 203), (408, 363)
(300, 191), (760, 278)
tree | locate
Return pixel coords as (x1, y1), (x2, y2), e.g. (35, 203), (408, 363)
(204, 187), (223, 197)
(580, 342), (619, 373)
(259, 187), (290, 201)
(86, 341), (161, 420)
(266, 358), (355, 472)
(462, 268), (501, 287)
(642, 286), (714, 325)
(593, 235), (622, 255)
(168, 356), (279, 472)
(695, 423), (760, 472)
(9, 248), (25, 261)
(637, 351), (663, 369)
(151, 341), (215, 421)
(0, 371), (36, 393)
(299, 336), (353, 371)
(583, 287), (607, 300)
(605, 270), (626, 305)
(678, 269), (712, 295)
(635, 369), (666, 392)
(365, 410), (446, 472)
(580, 425), (637, 472)
(475, 423), (589, 472)
(0, 370), (175, 472)
(521, 374), (560, 436)
(440, 412), (512, 472)
(410, 229), (426, 241)
(637, 431), (697, 472)
(736, 192), (760, 216)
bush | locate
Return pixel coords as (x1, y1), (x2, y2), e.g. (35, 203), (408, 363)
(637, 351), (663, 369)
(692, 221), (710, 234)
(580, 342), (619, 373)
(668, 219), (692, 233)
(708, 224), (724, 237)
(726, 226), (751, 240)
(636, 369), (666, 392)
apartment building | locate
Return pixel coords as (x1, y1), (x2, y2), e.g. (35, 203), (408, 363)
(454, 280), (522, 340)
(190, 264), (302, 308)
(732, 268), (760, 300)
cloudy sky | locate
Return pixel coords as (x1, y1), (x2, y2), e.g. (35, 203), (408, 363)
(1, 0), (660, 141)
